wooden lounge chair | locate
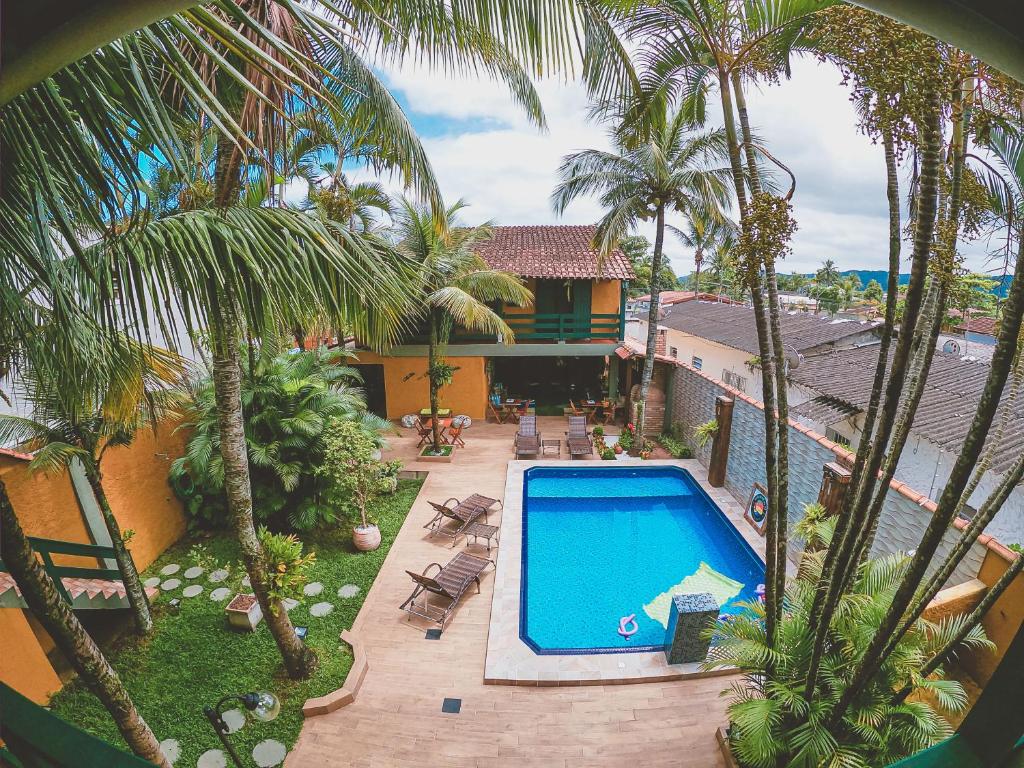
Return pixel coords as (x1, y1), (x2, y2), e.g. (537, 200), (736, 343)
(566, 415), (594, 457)
(400, 552), (493, 631)
(424, 494), (502, 545)
(514, 415), (541, 457)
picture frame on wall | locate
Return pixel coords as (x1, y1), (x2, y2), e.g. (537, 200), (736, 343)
(744, 482), (769, 536)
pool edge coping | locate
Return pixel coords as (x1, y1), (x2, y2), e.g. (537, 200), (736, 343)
(482, 458), (768, 687)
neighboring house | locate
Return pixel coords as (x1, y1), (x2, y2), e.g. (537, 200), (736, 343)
(626, 290), (742, 318)
(956, 316), (999, 347)
(352, 225), (634, 418)
(938, 333), (995, 363)
(629, 302), (880, 400)
(778, 292), (815, 310)
(788, 345), (1023, 544)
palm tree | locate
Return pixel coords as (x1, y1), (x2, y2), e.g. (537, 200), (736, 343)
(551, 102), (732, 436)
(670, 214), (736, 295)
(815, 258), (840, 286)
(0, 336), (185, 635)
(393, 198), (532, 453)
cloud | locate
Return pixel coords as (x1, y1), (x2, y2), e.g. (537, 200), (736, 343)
(349, 56), (992, 277)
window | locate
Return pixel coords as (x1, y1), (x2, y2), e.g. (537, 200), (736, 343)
(825, 427), (852, 448)
(669, 346), (678, 359)
(691, 356), (702, 370)
(723, 369), (748, 391)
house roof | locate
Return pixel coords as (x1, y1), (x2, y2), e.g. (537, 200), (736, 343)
(632, 290), (743, 305)
(791, 345), (1024, 473)
(956, 316), (998, 336)
(474, 225), (634, 280)
(656, 301), (878, 356)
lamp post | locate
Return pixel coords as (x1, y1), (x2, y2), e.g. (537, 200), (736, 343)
(203, 691), (280, 768)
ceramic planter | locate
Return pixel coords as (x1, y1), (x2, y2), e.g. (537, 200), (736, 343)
(353, 524), (381, 551)
(225, 594), (262, 631)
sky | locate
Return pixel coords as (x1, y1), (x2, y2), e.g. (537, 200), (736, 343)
(332, 56), (1000, 279)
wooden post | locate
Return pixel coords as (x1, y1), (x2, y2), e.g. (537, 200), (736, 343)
(708, 396), (734, 488)
(817, 461), (852, 516)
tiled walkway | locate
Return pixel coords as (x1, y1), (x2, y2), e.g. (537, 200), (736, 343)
(287, 419), (737, 767)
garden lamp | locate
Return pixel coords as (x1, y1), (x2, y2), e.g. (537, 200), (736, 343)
(203, 691), (280, 767)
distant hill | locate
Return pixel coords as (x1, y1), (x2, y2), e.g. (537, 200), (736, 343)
(834, 270), (1012, 298)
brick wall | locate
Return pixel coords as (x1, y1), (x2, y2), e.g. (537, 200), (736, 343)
(667, 361), (987, 585)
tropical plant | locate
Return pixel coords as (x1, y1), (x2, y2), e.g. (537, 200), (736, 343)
(657, 432), (692, 459)
(318, 419), (394, 530)
(257, 527), (317, 611)
(621, 234), (680, 297)
(0, 335), (186, 635)
(551, 101), (732, 436)
(170, 344), (389, 532)
(815, 258), (841, 286)
(693, 418), (719, 448)
(862, 278), (885, 303)
(393, 197), (532, 453)
(671, 212), (737, 294)
(706, 535), (991, 767)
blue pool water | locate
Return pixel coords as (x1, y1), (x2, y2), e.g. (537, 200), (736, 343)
(521, 466), (765, 654)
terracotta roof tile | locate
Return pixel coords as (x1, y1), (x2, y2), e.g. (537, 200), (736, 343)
(956, 316), (998, 335)
(474, 225), (634, 280)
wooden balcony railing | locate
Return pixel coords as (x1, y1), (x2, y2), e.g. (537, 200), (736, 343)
(404, 313), (623, 344)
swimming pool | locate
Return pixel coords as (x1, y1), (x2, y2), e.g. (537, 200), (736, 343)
(520, 466), (765, 655)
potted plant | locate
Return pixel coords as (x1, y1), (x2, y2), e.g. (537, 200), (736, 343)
(319, 419), (394, 551)
(619, 422), (637, 455)
(694, 419), (719, 449)
(600, 446), (616, 460)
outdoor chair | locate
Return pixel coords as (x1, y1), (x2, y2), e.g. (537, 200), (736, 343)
(424, 494), (502, 545)
(447, 423), (466, 448)
(399, 551), (493, 632)
(414, 421), (433, 446)
(565, 415), (594, 457)
(514, 415), (541, 457)
(488, 400), (505, 423)
(566, 399), (585, 418)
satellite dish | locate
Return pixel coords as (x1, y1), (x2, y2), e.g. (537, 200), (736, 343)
(943, 339), (962, 355)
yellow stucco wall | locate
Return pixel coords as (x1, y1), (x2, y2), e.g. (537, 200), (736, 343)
(592, 280), (623, 340)
(963, 548), (1024, 685)
(353, 352), (489, 420)
(0, 608), (62, 704)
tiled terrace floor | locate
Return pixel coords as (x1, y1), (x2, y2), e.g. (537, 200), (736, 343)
(287, 418), (741, 767)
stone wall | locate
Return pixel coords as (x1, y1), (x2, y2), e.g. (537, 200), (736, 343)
(666, 361), (987, 585)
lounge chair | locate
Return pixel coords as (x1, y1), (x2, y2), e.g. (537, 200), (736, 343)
(400, 552), (493, 631)
(514, 415), (541, 457)
(424, 494), (502, 545)
(566, 415), (594, 457)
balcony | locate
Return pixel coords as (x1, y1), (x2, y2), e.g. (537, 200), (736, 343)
(401, 312), (624, 345)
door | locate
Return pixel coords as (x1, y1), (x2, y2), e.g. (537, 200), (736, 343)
(352, 364), (387, 418)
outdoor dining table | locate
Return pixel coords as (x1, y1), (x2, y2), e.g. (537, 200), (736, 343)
(422, 418), (453, 442)
(500, 399), (528, 422)
(580, 399), (610, 424)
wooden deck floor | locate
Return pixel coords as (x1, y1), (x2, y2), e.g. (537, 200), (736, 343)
(287, 419), (733, 767)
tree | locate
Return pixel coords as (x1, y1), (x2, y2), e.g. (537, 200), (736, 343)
(552, 102), (731, 436)
(170, 343), (389, 531)
(394, 197), (532, 453)
(863, 278), (885, 303)
(815, 258), (841, 286)
(319, 419), (393, 530)
(622, 235), (680, 297)
(0, 336), (185, 635)
(670, 213), (736, 294)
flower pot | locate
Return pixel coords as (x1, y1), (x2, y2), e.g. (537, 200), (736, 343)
(353, 524), (381, 551)
(225, 593), (262, 631)
(370, 448), (382, 461)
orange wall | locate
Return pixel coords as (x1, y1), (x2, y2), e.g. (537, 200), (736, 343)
(962, 548), (1024, 685)
(354, 352), (488, 420)
(592, 279), (622, 315)
(0, 609), (62, 704)
(99, 421), (188, 571)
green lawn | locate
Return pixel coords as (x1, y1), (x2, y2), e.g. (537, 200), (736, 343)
(49, 478), (423, 766)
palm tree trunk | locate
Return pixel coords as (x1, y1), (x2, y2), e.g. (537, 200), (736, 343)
(210, 294), (319, 680)
(81, 459), (151, 635)
(428, 309), (443, 453)
(637, 204), (666, 438)
(694, 250), (702, 294)
(0, 480), (170, 767)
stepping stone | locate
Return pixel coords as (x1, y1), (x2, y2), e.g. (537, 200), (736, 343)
(182, 584), (203, 598)
(309, 602), (334, 618)
(159, 738), (180, 765)
(210, 587), (232, 602)
(303, 582), (323, 597)
(160, 579), (181, 591)
(197, 749), (226, 768)
(252, 739), (287, 768)
(221, 708), (246, 734)
(208, 569), (229, 583)
(144, 577), (161, 589)
(337, 584), (360, 599)
(282, 598), (299, 612)
(184, 566), (204, 579)
(241, 576), (251, 588)
(159, 564), (180, 576)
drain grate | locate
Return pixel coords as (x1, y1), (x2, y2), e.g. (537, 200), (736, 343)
(425, 628), (442, 640)
(441, 698), (462, 714)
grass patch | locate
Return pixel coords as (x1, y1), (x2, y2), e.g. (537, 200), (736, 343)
(419, 444), (453, 457)
(49, 479), (423, 766)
